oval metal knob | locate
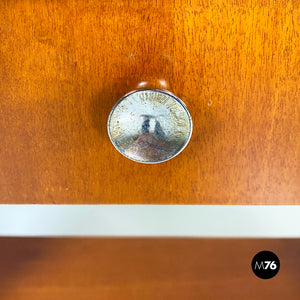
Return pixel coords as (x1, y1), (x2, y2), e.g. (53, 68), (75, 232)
(107, 89), (192, 164)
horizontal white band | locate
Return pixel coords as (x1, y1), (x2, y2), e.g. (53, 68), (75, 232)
(0, 205), (299, 238)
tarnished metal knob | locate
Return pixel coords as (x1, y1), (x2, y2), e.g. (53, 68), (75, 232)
(107, 89), (192, 164)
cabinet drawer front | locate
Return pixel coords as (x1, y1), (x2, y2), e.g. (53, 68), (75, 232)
(0, 0), (299, 204)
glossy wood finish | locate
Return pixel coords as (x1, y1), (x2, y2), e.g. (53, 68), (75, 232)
(0, 238), (299, 299)
(0, 0), (299, 204)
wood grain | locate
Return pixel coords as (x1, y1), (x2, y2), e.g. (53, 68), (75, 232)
(0, 0), (299, 203)
(0, 238), (299, 300)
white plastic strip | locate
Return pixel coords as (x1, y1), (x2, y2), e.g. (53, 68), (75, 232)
(0, 205), (299, 237)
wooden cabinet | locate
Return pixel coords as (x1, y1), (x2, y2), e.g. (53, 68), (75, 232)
(0, 238), (299, 299)
(0, 0), (299, 204)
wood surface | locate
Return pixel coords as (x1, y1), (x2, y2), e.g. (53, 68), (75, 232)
(0, 238), (299, 300)
(0, 0), (299, 204)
